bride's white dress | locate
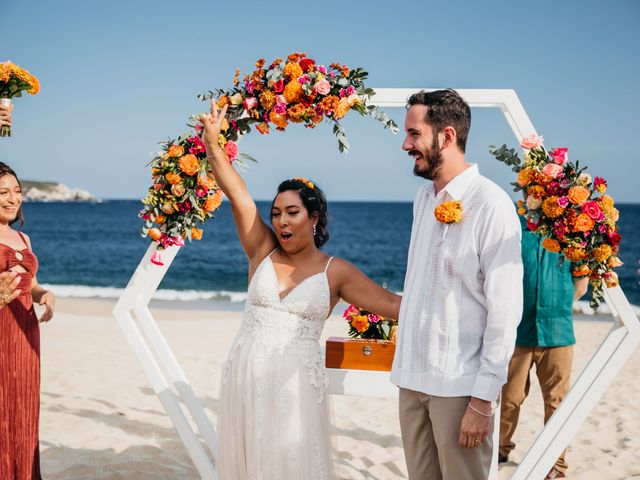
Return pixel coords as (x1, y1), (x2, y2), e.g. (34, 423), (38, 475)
(218, 253), (336, 479)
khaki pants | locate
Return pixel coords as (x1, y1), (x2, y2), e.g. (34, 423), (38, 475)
(399, 388), (493, 480)
(499, 345), (573, 474)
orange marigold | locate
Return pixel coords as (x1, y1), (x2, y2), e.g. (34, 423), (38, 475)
(591, 244), (613, 262)
(259, 90), (276, 110)
(572, 213), (595, 232)
(567, 186), (590, 205)
(178, 154), (199, 176)
(165, 172), (182, 185)
(572, 264), (591, 277)
(255, 58), (266, 69)
(167, 144), (184, 157)
(287, 52), (306, 63)
(541, 238), (561, 253)
(217, 95), (230, 108)
(563, 246), (587, 262)
(283, 80), (303, 103)
(434, 201), (463, 224)
(203, 190), (223, 212)
(319, 95), (339, 115)
(334, 98), (351, 120)
(283, 62), (303, 80)
(269, 111), (289, 130)
(527, 185), (545, 199)
(541, 196), (564, 219)
(517, 168), (534, 187)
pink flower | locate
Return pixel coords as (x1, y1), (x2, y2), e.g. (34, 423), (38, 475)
(187, 135), (206, 155)
(273, 79), (284, 93)
(542, 163), (564, 178)
(243, 97), (258, 111)
(225, 140), (238, 162)
(368, 314), (381, 324)
(346, 85), (355, 96)
(339, 88), (348, 98)
(274, 103), (287, 114)
(557, 196), (569, 208)
(598, 223), (607, 233)
(582, 201), (602, 220)
(196, 186), (208, 198)
(550, 147), (569, 165)
(317, 65), (327, 74)
(520, 134), (544, 150)
(297, 74), (311, 85)
(313, 79), (331, 95)
(343, 304), (359, 318)
(245, 80), (255, 95)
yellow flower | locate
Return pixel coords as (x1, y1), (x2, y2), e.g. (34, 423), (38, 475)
(434, 201), (463, 224)
(541, 197), (564, 219)
(592, 244), (612, 263)
(350, 315), (370, 333)
(283, 80), (303, 103)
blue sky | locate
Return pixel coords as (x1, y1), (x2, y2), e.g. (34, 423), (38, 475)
(1, 0), (639, 202)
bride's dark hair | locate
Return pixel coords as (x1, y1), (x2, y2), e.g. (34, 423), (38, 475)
(271, 178), (329, 248)
(0, 162), (24, 227)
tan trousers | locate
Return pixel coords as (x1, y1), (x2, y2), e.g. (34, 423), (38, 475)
(399, 388), (493, 480)
(499, 345), (573, 474)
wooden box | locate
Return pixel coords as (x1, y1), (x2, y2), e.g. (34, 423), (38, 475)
(325, 336), (396, 371)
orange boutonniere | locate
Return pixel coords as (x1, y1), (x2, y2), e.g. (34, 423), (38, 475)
(434, 201), (463, 224)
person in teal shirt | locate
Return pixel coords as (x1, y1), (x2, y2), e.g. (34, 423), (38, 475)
(499, 217), (588, 479)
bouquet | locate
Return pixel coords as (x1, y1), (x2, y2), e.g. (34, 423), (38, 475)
(343, 305), (398, 341)
(491, 134), (622, 308)
(140, 52), (398, 263)
(0, 61), (41, 137)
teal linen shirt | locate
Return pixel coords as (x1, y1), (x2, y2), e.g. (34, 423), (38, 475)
(517, 218), (576, 347)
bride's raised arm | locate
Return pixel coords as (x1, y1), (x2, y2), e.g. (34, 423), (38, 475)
(198, 99), (277, 265)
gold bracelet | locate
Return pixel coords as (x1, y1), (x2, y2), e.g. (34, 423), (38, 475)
(467, 402), (493, 417)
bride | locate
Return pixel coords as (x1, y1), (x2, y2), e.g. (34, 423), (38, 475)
(198, 100), (400, 479)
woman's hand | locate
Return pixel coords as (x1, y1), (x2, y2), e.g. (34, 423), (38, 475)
(0, 103), (13, 127)
(198, 99), (229, 159)
(38, 290), (55, 323)
(0, 271), (21, 307)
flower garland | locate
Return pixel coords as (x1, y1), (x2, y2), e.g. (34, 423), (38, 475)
(0, 61), (41, 137)
(140, 53), (398, 264)
(491, 134), (622, 308)
(434, 201), (463, 224)
(343, 305), (398, 341)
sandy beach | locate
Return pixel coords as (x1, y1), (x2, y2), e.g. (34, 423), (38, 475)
(38, 298), (640, 479)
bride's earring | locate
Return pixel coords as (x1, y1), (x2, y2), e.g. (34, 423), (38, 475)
(313, 224), (317, 237)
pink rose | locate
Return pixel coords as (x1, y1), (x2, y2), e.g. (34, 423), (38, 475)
(368, 314), (381, 324)
(317, 65), (327, 74)
(343, 305), (358, 318)
(557, 196), (569, 208)
(313, 79), (331, 95)
(225, 140), (238, 162)
(541, 163), (564, 178)
(243, 97), (258, 111)
(550, 147), (568, 165)
(520, 134), (544, 150)
(581, 200), (602, 220)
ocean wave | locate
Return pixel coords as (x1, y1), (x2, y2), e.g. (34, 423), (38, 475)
(41, 284), (248, 303)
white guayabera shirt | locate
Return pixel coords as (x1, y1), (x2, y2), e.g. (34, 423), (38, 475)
(391, 164), (523, 402)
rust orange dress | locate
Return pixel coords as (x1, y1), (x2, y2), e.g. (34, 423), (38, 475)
(0, 232), (42, 480)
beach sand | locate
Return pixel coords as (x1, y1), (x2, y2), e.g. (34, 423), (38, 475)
(38, 298), (640, 479)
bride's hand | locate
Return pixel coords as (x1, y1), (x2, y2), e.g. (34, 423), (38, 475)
(197, 99), (229, 159)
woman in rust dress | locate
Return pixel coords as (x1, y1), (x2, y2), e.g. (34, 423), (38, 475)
(0, 162), (55, 480)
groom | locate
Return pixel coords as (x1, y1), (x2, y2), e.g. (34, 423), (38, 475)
(390, 89), (523, 479)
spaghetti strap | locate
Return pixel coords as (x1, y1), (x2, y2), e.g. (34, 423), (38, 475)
(17, 231), (29, 249)
(324, 256), (334, 273)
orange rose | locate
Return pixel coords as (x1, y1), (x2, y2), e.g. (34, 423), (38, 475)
(591, 244), (612, 262)
(178, 154), (199, 176)
(333, 98), (351, 120)
(197, 173), (218, 190)
(167, 144), (184, 158)
(148, 228), (162, 241)
(572, 213), (595, 232)
(283, 80), (303, 103)
(541, 238), (561, 253)
(165, 172), (182, 185)
(269, 111), (289, 130)
(203, 190), (223, 212)
(571, 264), (591, 277)
(286, 103), (307, 122)
(541, 196), (564, 219)
(155, 215), (165, 224)
(191, 227), (203, 240)
(350, 314), (370, 333)
(567, 186), (590, 205)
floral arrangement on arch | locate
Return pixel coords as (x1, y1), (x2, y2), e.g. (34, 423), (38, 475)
(343, 305), (398, 341)
(139, 52), (398, 264)
(491, 134), (622, 308)
(0, 61), (41, 137)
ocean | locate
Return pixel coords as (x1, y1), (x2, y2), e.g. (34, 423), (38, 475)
(20, 200), (640, 308)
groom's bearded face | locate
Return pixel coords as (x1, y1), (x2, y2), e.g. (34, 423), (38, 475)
(409, 132), (443, 181)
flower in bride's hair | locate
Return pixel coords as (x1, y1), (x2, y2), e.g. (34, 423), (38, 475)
(434, 201), (463, 224)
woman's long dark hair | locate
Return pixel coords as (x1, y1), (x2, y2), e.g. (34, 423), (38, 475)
(271, 178), (329, 248)
(0, 162), (24, 227)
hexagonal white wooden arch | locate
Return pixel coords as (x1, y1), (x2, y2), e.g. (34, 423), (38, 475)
(113, 88), (639, 479)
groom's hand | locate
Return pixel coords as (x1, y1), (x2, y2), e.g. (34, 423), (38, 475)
(459, 397), (492, 448)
